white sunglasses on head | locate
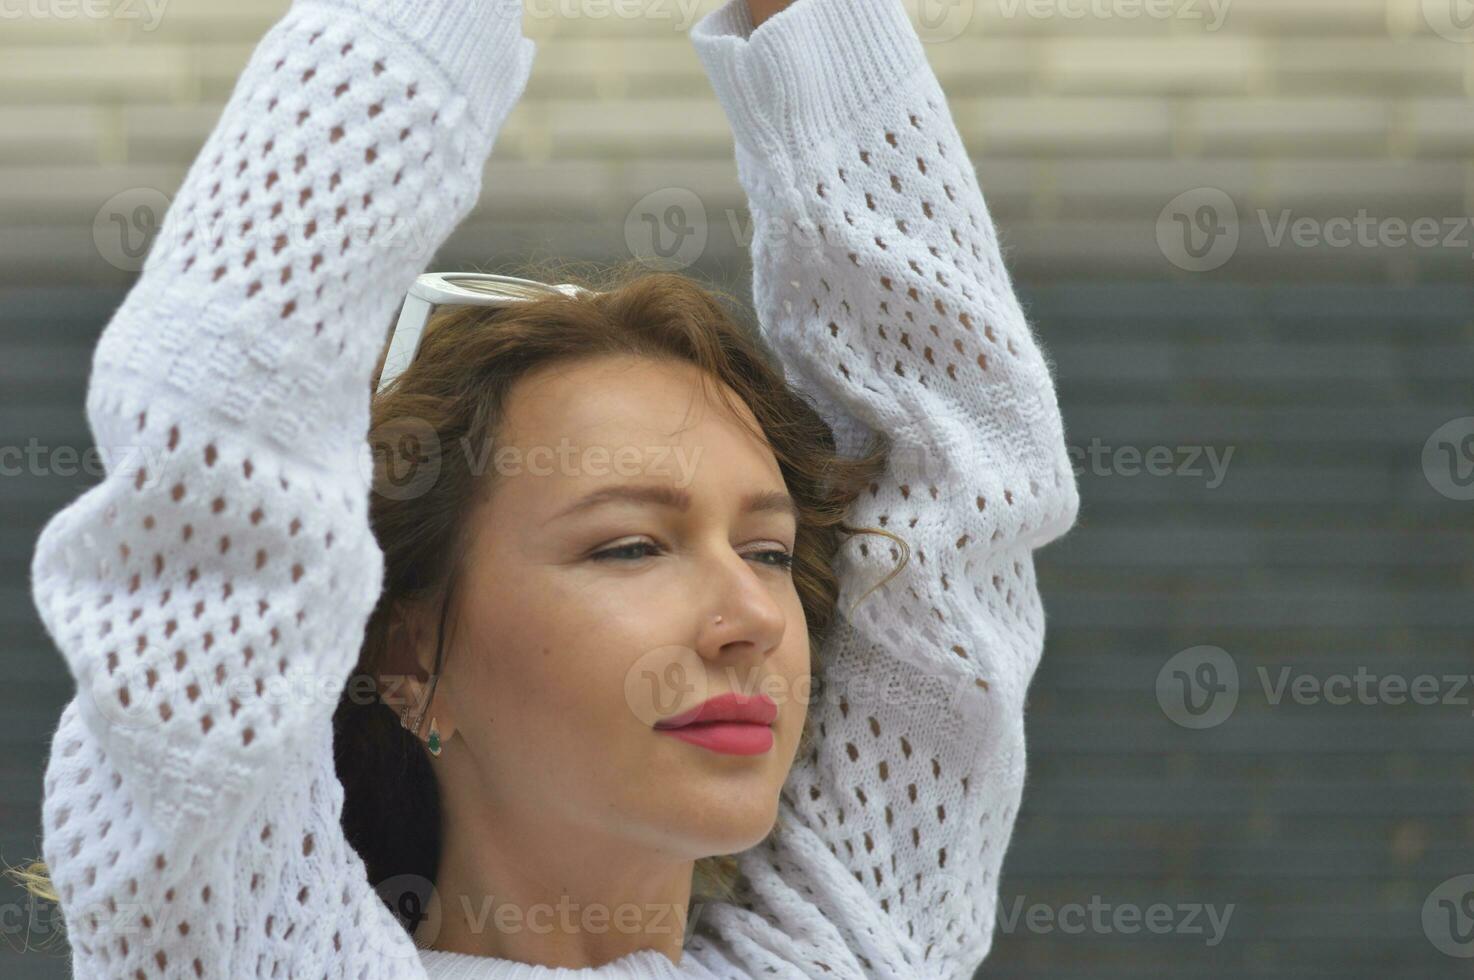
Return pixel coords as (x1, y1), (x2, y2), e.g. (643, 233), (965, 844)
(377, 272), (594, 395)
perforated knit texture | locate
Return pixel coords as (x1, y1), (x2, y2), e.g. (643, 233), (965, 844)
(30, 1), (1078, 979)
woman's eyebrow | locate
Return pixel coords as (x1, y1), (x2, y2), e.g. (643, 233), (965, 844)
(545, 484), (798, 525)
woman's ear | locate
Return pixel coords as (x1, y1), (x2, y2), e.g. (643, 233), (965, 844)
(378, 598), (457, 748)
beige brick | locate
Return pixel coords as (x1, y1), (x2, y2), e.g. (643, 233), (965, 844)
(113, 0), (285, 44)
(1203, 0), (1389, 36)
(541, 98), (738, 157)
(122, 103), (222, 163)
(0, 0), (281, 51)
(615, 158), (745, 203)
(1271, 39), (1465, 94)
(1404, 98), (1474, 156)
(1191, 98), (1394, 155)
(491, 97), (731, 164)
(0, 222), (136, 287)
(475, 159), (616, 219)
(1389, 0), (1474, 39)
(0, 164), (184, 223)
(963, 159), (1036, 218)
(524, 38), (708, 99)
(0, 12), (109, 45)
(444, 216), (589, 265)
(0, 106), (101, 164)
(926, 39), (1037, 95)
(1049, 159), (1259, 216)
(1002, 217), (1172, 272)
(2, 0), (1474, 289)
(1263, 159), (1467, 213)
(960, 97), (1173, 156)
(0, 45), (191, 103)
(193, 42), (262, 100)
(1041, 36), (1265, 94)
(998, 215), (1427, 279)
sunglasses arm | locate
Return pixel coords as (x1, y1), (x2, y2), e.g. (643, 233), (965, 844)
(377, 293), (434, 396)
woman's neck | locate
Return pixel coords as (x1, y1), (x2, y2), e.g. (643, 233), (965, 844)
(417, 783), (695, 970)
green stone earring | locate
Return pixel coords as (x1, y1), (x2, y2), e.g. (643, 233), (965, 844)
(427, 717), (442, 757)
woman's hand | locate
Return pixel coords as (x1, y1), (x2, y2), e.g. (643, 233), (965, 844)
(746, 0), (791, 29)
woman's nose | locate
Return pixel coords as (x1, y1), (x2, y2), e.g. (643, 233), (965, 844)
(694, 550), (788, 663)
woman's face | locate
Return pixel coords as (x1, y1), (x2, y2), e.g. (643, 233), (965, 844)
(434, 353), (810, 862)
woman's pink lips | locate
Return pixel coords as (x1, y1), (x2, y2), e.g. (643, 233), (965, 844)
(654, 692), (778, 729)
(653, 692), (777, 755)
(656, 721), (775, 756)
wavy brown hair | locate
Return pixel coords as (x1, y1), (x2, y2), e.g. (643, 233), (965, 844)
(9, 259), (911, 941)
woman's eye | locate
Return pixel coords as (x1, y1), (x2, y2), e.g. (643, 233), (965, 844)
(589, 542), (794, 571)
(591, 541), (661, 562)
(754, 549), (796, 570)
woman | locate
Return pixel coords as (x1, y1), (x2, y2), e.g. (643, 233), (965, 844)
(21, 0), (1079, 976)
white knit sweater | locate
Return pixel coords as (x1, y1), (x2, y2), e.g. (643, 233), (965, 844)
(29, 0), (1079, 978)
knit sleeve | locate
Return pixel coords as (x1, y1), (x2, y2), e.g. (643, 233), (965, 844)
(685, 0), (1079, 976)
(30, 1), (533, 976)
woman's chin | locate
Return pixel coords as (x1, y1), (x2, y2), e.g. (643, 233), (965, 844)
(651, 798), (780, 857)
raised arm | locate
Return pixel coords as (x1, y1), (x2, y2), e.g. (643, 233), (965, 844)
(31, 1), (533, 975)
(692, 0), (1078, 672)
(684, 0), (1079, 975)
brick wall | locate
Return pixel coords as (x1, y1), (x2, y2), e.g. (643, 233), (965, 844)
(4, 0), (1474, 284)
